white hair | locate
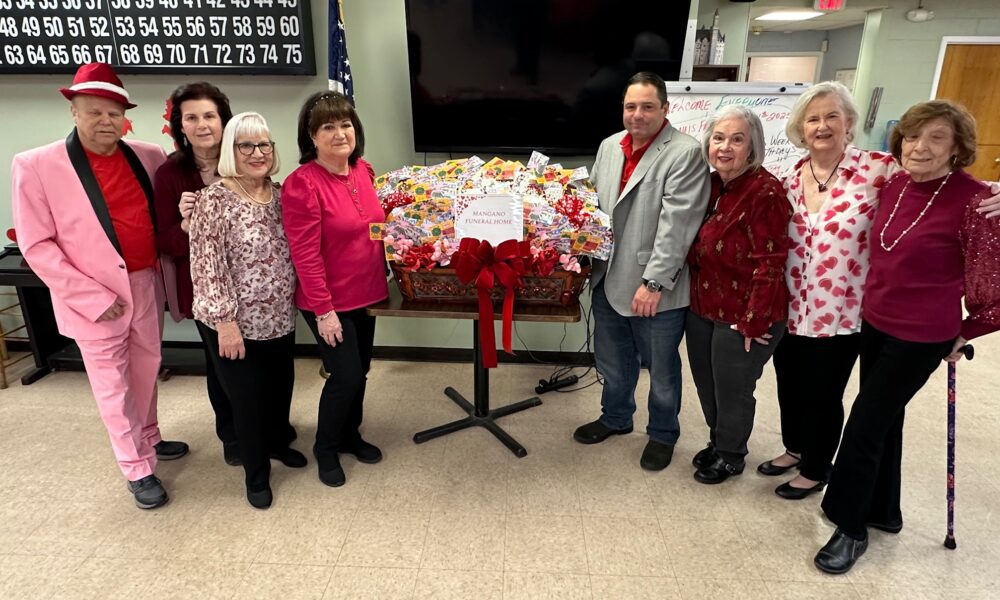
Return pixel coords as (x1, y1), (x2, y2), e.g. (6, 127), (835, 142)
(702, 104), (767, 172)
(785, 81), (859, 150)
(218, 111), (281, 178)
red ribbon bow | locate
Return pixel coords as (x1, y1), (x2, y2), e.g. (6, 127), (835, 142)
(452, 238), (531, 368)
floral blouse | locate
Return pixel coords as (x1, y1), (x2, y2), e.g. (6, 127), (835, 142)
(189, 181), (297, 341)
(688, 167), (791, 338)
(782, 145), (900, 337)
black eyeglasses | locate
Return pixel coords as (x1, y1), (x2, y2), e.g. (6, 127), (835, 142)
(235, 141), (275, 156)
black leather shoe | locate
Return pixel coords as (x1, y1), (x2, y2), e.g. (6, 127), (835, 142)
(640, 440), (674, 471)
(867, 518), (903, 534)
(342, 439), (383, 464)
(775, 480), (825, 500)
(692, 443), (717, 469)
(318, 456), (346, 487)
(269, 447), (308, 468)
(223, 442), (241, 466)
(756, 454), (800, 476)
(815, 529), (868, 574)
(694, 457), (745, 484)
(154, 440), (189, 461)
(127, 475), (168, 509)
(247, 486), (273, 510)
(573, 420), (632, 445)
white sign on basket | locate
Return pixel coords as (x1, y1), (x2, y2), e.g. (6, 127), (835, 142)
(454, 193), (524, 245)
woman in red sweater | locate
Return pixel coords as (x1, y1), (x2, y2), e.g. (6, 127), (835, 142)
(686, 105), (792, 484)
(815, 100), (1000, 574)
(281, 92), (389, 488)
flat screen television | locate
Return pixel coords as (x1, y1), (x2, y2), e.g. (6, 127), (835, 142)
(404, 0), (693, 156)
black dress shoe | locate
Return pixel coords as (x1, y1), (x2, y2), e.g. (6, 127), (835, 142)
(640, 440), (674, 471)
(867, 518), (903, 534)
(154, 440), (189, 461)
(692, 443), (717, 469)
(342, 439), (383, 464)
(757, 455), (800, 476)
(694, 457), (745, 484)
(775, 480), (825, 500)
(573, 420), (632, 445)
(246, 486), (273, 510)
(815, 529), (868, 574)
(318, 456), (346, 487)
(223, 442), (242, 466)
(269, 447), (308, 468)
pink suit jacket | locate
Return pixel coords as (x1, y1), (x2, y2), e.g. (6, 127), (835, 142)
(11, 131), (169, 341)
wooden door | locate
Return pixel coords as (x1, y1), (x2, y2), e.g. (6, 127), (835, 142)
(935, 44), (1000, 182)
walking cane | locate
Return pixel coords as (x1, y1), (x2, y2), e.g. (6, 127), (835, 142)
(944, 344), (974, 550)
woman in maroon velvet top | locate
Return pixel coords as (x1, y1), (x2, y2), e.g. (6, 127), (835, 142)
(152, 83), (250, 465)
(815, 100), (1000, 575)
(685, 105), (792, 484)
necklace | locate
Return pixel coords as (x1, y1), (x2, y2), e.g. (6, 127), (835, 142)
(879, 171), (952, 252)
(808, 156), (843, 192)
(232, 177), (272, 205)
(316, 159), (357, 195)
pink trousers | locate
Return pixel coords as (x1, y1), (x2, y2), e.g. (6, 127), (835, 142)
(76, 268), (163, 481)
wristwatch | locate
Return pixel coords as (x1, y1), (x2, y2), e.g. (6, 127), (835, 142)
(643, 279), (663, 293)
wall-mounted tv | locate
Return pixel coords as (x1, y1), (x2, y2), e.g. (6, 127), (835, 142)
(405, 0), (693, 156)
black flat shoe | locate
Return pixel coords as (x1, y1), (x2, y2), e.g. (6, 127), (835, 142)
(815, 529), (868, 574)
(775, 480), (825, 500)
(573, 420), (632, 445)
(342, 439), (383, 464)
(640, 440), (674, 471)
(867, 518), (903, 534)
(757, 455), (800, 476)
(692, 443), (718, 469)
(154, 440), (190, 461)
(694, 457), (745, 484)
(318, 456), (346, 487)
(269, 447), (308, 468)
(247, 486), (273, 510)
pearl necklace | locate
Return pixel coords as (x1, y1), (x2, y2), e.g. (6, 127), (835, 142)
(879, 171), (952, 252)
(232, 177), (272, 206)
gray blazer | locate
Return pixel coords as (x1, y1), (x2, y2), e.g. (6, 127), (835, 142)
(590, 123), (711, 316)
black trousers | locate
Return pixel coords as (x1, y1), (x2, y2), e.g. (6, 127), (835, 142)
(773, 332), (861, 482)
(302, 307), (376, 469)
(196, 322), (296, 491)
(194, 322), (237, 446)
(685, 312), (785, 466)
(821, 321), (952, 538)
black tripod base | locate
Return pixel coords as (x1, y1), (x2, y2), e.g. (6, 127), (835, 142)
(412, 386), (542, 457)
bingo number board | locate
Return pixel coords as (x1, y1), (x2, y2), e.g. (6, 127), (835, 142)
(0, 0), (315, 75)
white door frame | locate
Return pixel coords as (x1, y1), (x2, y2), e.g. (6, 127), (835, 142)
(745, 51), (824, 84)
(930, 36), (1000, 98)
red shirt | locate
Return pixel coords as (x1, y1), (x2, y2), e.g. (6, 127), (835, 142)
(85, 147), (157, 272)
(687, 167), (791, 338)
(619, 120), (668, 194)
(865, 169), (1000, 342)
(281, 159), (389, 315)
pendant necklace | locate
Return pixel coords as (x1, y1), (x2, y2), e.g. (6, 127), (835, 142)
(808, 156), (843, 192)
(879, 171), (952, 252)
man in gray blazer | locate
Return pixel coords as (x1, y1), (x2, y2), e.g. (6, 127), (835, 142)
(574, 72), (710, 471)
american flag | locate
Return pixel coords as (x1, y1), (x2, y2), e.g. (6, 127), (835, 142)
(328, 0), (354, 103)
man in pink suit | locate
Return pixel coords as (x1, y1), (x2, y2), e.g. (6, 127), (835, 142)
(11, 63), (189, 509)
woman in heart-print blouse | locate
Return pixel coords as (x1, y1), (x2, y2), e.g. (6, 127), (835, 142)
(759, 83), (1000, 503)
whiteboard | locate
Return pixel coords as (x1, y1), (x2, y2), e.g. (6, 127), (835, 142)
(665, 82), (810, 176)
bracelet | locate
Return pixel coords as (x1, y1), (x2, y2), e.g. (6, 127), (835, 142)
(317, 310), (335, 322)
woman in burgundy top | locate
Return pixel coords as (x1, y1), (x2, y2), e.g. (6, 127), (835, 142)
(686, 105), (792, 484)
(281, 92), (389, 488)
(153, 82), (247, 466)
(815, 100), (1000, 574)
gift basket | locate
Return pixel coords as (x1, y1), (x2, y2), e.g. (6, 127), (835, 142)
(370, 151), (612, 308)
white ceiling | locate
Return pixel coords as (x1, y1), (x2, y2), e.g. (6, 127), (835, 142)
(746, 0), (890, 32)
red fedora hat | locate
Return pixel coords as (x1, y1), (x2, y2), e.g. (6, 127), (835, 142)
(59, 62), (137, 109)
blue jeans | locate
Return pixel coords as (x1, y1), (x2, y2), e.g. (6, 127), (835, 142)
(592, 282), (686, 445)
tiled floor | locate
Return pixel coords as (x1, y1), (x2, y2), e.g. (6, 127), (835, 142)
(1, 335), (998, 599)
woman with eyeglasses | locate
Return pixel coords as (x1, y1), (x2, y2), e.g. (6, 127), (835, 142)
(281, 92), (389, 488)
(189, 112), (303, 509)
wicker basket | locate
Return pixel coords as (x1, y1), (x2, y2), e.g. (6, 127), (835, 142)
(390, 263), (590, 306)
